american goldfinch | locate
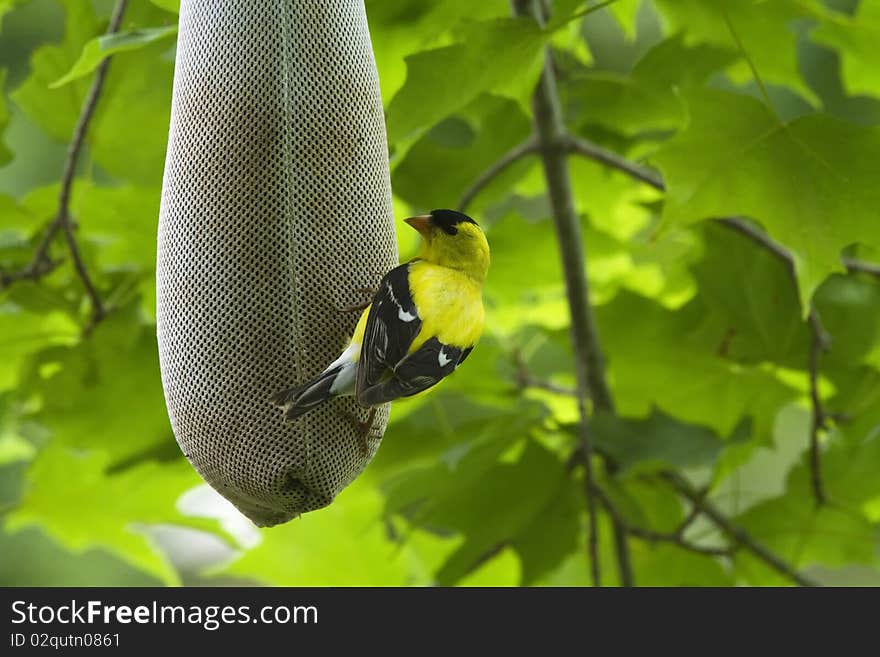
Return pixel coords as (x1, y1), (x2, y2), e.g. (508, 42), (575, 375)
(272, 209), (489, 448)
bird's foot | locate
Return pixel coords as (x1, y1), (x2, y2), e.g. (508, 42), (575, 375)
(341, 406), (378, 457)
(337, 287), (378, 314)
(338, 300), (371, 314)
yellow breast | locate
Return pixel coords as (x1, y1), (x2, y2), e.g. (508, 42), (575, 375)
(407, 261), (485, 352)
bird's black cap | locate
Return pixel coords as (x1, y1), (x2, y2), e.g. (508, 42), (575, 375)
(430, 209), (478, 235)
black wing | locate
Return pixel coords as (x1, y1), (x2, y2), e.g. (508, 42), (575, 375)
(356, 263), (422, 397)
(358, 337), (463, 406)
(356, 263), (471, 406)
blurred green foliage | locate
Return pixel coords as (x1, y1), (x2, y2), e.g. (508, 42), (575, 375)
(1, 0), (879, 587)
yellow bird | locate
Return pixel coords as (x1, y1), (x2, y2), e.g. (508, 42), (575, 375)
(271, 209), (489, 447)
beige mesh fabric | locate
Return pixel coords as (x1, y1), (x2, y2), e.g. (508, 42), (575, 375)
(156, 0), (397, 527)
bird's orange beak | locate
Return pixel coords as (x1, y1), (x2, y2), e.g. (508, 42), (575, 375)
(404, 214), (432, 238)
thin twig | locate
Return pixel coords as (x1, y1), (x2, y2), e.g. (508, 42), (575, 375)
(807, 309), (830, 506)
(715, 216), (796, 269)
(661, 472), (819, 586)
(571, 446), (816, 584)
(609, 516), (634, 586)
(0, 254), (61, 289)
(1, 0), (128, 328)
(512, 350), (577, 396)
(457, 138), (538, 213)
(844, 257), (880, 279)
(592, 484), (734, 558)
(563, 134), (665, 191)
(722, 215), (831, 507)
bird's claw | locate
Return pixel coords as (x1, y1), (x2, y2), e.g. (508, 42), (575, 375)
(337, 286), (378, 314)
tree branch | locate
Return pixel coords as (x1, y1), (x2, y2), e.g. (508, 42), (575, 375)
(457, 138), (538, 213)
(608, 516), (634, 586)
(513, 354), (633, 585)
(660, 472), (819, 586)
(564, 134), (665, 191)
(807, 309), (830, 506)
(714, 216), (794, 267)
(490, 82), (824, 587)
(513, 0), (621, 587)
(593, 483), (735, 558)
(512, 350), (577, 396)
(843, 257), (880, 279)
(0, 252), (61, 289)
(0, 0), (128, 331)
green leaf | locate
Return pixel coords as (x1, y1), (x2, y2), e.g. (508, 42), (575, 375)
(736, 493), (875, 577)
(392, 95), (533, 212)
(483, 212), (568, 331)
(11, 1), (100, 142)
(23, 182), (161, 275)
(511, 477), (581, 585)
(590, 410), (738, 474)
(220, 484), (423, 586)
(0, 194), (39, 241)
(609, 0), (642, 38)
(728, 404), (880, 583)
(653, 0), (820, 103)
(595, 290), (800, 438)
(89, 41), (175, 186)
(50, 25), (178, 89)
(0, 524), (160, 586)
(0, 394), (36, 465)
(5, 446), (215, 584)
(631, 543), (735, 586)
(788, 404), (880, 511)
(457, 546), (521, 586)
(655, 89), (880, 307)
(149, 0), (179, 13)
(690, 222), (807, 367)
(12, 1), (175, 186)
(0, 70), (10, 165)
(814, 275), (880, 373)
(375, 392), (545, 480)
(386, 17), (546, 143)
(711, 403), (812, 514)
(0, 300), (77, 392)
(6, 447), (215, 585)
(811, 2), (880, 98)
(367, 0), (511, 105)
(0, 0), (25, 32)
(20, 306), (174, 463)
(425, 440), (569, 585)
(564, 35), (737, 135)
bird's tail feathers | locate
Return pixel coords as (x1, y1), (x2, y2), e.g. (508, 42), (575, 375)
(271, 365), (343, 420)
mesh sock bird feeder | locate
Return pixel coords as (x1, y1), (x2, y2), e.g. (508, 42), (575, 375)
(157, 0), (397, 526)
